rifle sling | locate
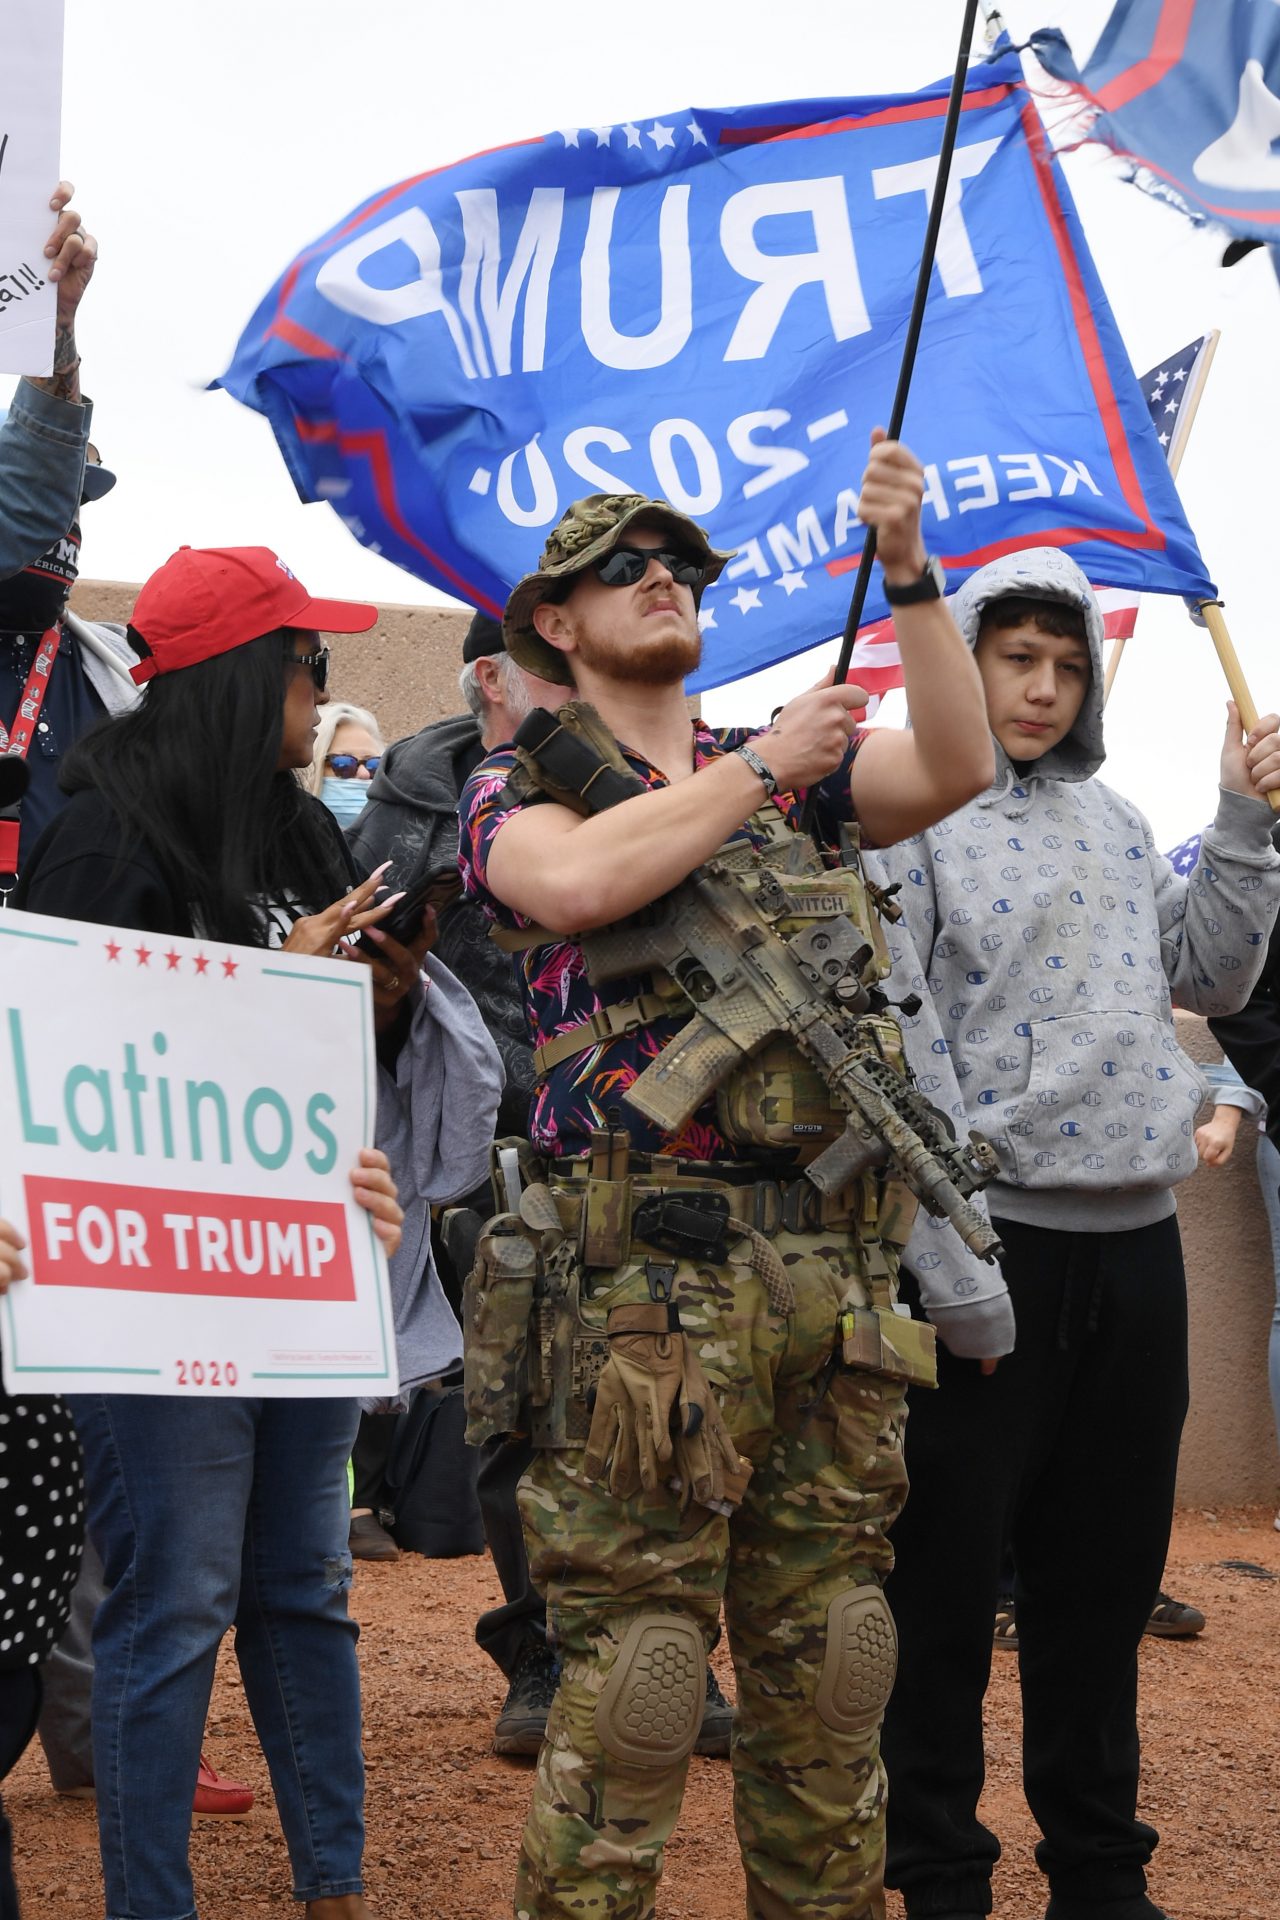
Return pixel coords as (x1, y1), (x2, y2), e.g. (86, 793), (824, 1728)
(533, 993), (673, 1074)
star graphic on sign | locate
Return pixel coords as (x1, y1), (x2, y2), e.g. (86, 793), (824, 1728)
(697, 607), (718, 631)
(164, 949), (182, 972)
(1164, 398), (1178, 413)
(776, 571), (807, 596)
(222, 955), (239, 979)
(622, 122), (642, 148)
(591, 125), (614, 146)
(193, 953), (210, 976)
(104, 940), (121, 962)
(687, 119), (708, 145)
(134, 944), (151, 967)
(730, 587), (762, 615)
(558, 128), (581, 148)
(647, 121), (676, 150)
(1172, 366), (1187, 381)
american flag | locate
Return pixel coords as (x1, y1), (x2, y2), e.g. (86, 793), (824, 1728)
(1164, 830), (1209, 876)
(858, 333), (1218, 715)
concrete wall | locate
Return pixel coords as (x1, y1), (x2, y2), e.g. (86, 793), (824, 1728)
(71, 581), (1280, 1509)
(1174, 1013), (1277, 1508)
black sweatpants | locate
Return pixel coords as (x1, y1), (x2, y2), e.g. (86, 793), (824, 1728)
(883, 1214), (1189, 1919)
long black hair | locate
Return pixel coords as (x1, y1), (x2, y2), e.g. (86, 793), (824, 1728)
(61, 627), (350, 946)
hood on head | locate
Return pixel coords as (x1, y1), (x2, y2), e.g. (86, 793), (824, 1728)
(948, 547), (1106, 786)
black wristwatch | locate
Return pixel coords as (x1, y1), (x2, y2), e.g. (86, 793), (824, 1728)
(883, 555), (946, 605)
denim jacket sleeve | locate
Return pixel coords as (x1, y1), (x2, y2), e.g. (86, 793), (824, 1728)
(0, 378), (91, 580)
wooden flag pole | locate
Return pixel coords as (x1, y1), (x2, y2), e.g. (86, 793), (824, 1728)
(1195, 597), (1280, 813)
(1103, 330), (1220, 706)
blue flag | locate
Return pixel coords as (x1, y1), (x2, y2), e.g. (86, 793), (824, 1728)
(1034, 1), (1280, 241)
(216, 48), (1212, 692)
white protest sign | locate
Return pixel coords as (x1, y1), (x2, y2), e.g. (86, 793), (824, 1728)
(0, 0), (64, 376)
(0, 908), (397, 1398)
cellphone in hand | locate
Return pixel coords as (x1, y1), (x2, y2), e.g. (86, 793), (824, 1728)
(358, 863), (463, 955)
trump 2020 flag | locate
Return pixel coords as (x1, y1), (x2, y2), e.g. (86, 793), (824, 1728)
(1034, 1), (1280, 240)
(216, 48), (1213, 692)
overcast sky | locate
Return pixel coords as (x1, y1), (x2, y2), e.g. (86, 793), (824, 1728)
(30, 0), (1280, 845)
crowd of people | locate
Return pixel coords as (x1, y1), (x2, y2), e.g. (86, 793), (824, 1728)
(1, 186), (1279, 1920)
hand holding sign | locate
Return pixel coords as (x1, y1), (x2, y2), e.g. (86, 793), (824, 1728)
(0, 1219), (27, 1294)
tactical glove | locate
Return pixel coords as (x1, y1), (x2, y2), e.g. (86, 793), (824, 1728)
(671, 1346), (753, 1516)
(583, 1303), (683, 1498)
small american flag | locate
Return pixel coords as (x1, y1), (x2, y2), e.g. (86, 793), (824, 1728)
(1164, 831), (1209, 876)
(1100, 334), (1218, 642)
(858, 335), (1217, 720)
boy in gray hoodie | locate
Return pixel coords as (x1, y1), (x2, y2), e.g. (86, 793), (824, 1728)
(871, 547), (1280, 1920)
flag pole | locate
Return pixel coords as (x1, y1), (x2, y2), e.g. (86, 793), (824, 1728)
(1194, 598), (1280, 812)
(801, 0), (983, 832)
(1103, 330), (1219, 704)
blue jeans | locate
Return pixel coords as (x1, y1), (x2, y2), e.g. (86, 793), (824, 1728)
(1253, 1133), (1280, 1468)
(70, 1394), (364, 1920)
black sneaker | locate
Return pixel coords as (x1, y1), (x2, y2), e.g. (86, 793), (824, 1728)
(693, 1665), (733, 1758)
(1144, 1590), (1205, 1639)
(493, 1642), (560, 1757)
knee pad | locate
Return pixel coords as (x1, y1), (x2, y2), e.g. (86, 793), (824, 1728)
(815, 1586), (898, 1735)
(594, 1613), (704, 1768)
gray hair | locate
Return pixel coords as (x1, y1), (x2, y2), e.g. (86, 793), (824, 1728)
(458, 650), (534, 725)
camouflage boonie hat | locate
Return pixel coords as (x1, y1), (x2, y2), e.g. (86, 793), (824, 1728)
(503, 492), (735, 684)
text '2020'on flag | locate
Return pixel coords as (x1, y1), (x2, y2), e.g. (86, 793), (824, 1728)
(1034, 0), (1280, 241)
(216, 47), (1213, 692)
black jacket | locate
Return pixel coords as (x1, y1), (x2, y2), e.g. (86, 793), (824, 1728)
(1209, 911), (1280, 1148)
(14, 786), (354, 932)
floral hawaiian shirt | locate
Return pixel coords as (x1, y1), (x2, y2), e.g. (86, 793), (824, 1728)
(459, 719), (864, 1161)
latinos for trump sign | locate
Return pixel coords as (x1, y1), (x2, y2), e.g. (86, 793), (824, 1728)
(217, 47), (1213, 692)
(0, 911), (396, 1398)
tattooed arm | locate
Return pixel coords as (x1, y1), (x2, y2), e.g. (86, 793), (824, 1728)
(28, 182), (97, 405)
(0, 187), (98, 576)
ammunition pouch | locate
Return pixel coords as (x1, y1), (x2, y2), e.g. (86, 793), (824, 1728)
(462, 1215), (539, 1444)
(839, 1304), (937, 1390)
(715, 1011), (907, 1164)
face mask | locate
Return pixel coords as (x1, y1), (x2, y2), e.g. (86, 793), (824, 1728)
(320, 776), (372, 827)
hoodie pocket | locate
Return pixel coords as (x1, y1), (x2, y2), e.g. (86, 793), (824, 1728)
(1003, 1010), (1209, 1192)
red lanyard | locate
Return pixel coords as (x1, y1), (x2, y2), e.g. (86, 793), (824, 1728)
(0, 625), (61, 875)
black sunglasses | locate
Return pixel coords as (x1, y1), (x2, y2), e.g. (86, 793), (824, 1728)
(327, 752), (381, 778)
(287, 646), (330, 692)
(591, 545), (706, 589)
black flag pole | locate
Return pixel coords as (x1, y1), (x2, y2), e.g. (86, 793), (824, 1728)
(801, 0), (983, 829)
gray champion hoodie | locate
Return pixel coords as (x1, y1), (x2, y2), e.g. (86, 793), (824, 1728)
(867, 547), (1280, 1359)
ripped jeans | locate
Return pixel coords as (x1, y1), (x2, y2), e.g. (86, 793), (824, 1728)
(70, 1395), (363, 1920)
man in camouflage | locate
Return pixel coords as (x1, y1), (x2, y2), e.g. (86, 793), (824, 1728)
(457, 431), (998, 1920)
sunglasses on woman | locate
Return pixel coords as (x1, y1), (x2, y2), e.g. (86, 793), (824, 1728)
(327, 753), (382, 778)
(287, 646), (331, 692)
(590, 545), (706, 589)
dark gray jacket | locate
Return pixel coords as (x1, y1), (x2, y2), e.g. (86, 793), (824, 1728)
(347, 712), (533, 1138)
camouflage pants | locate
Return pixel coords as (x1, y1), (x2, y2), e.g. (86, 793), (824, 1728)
(512, 1222), (910, 1920)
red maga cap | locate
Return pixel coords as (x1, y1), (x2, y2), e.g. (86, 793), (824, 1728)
(128, 545), (378, 684)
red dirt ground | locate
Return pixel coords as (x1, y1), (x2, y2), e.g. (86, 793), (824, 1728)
(7, 1508), (1277, 1920)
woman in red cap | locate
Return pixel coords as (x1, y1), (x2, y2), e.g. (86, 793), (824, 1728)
(14, 546), (423, 1920)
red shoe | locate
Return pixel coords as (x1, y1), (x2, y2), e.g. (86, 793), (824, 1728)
(192, 1752), (254, 1818)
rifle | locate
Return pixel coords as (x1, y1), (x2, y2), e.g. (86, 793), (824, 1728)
(583, 861), (1003, 1264)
